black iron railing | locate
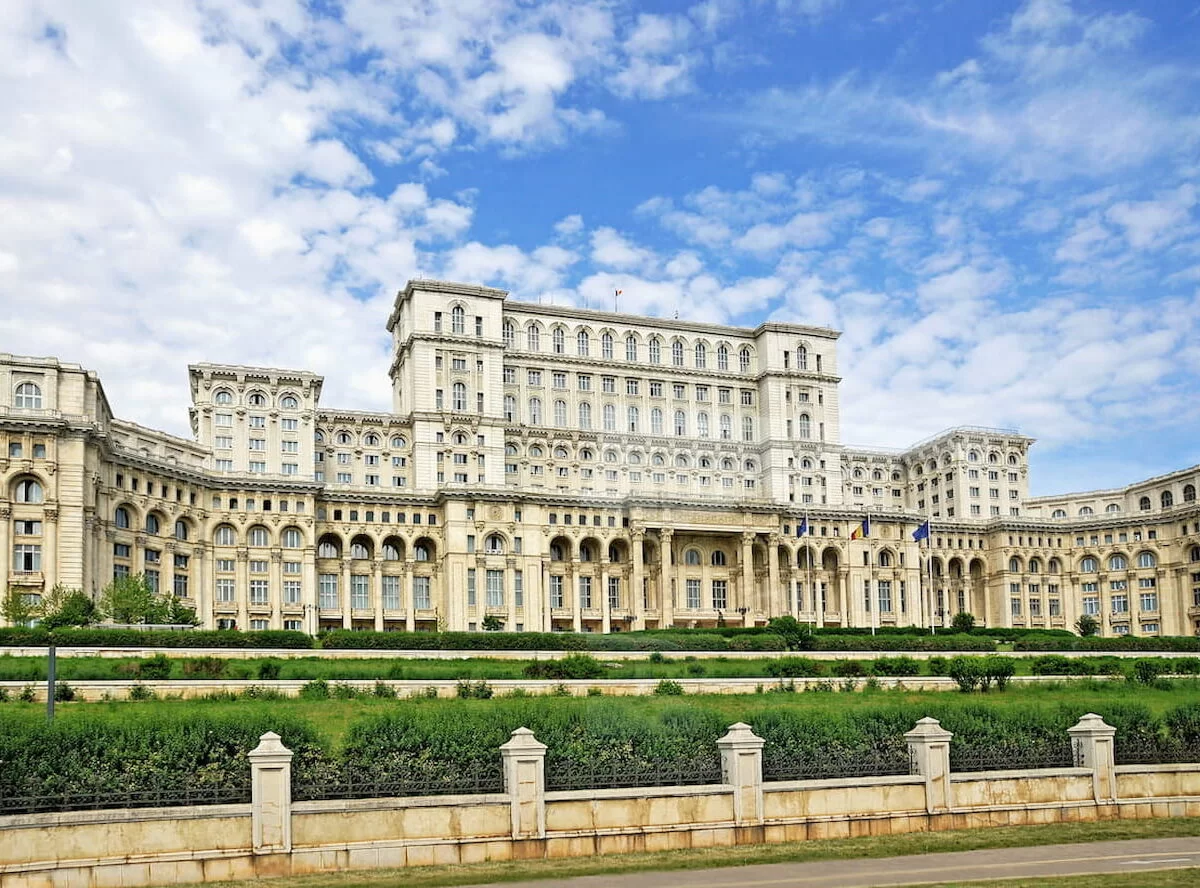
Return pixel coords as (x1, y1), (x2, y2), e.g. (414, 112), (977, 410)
(0, 781), (250, 814)
(545, 756), (723, 792)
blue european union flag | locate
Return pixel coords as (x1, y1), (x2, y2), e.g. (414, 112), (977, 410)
(912, 520), (930, 542)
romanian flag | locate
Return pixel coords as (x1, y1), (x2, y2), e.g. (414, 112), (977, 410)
(850, 516), (870, 540)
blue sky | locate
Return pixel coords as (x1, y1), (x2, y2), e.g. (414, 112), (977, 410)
(2, 0), (1199, 496)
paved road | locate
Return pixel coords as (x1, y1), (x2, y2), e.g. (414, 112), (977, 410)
(462, 837), (1200, 888)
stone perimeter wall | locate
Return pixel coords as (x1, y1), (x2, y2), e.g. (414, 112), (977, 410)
(2, 717), (1199, 888)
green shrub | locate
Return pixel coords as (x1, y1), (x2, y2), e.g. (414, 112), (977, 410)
(764, 657), (825, 678)
(523, 654), (606, 681)
(1131, 659), (1167, 685)
(980, 656), (1016, 691)
(52, 682), (75, 702)
(648, 651), (666, 664)
(137, 654), (172, 680)
(654, 679), (684, 696)
(947, 657), (982, 692)
(928, 656), (949, 676)
(256, 660), (282, 681)
(19, 686), (35, 702)
(685, 661), (707, 676)
(332, 683), (359, 699)
(0, 628), (315, 649)
(1030, 654), (1074, 675)
(832, 659), (866, 677)
(765, 616), (815, 651)
(181, 657), (228, 678)
(372, 681), (396, 699)
(299, 679), (330, 700)
(456, 680), (494, 699)
(870, 657), (921, 677)
(587, 686), (603, 697)
(128, 684), (156, 701)
(951, 612), (976, 632)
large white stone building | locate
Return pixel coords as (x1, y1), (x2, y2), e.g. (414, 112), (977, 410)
(3, 279), (1199, 636)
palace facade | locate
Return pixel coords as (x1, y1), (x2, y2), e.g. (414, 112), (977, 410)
(3, 279), (1199, 636)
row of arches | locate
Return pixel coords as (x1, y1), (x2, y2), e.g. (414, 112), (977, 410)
(502, 321), (756, 372)
(913, 452), (1021, 475)
(113, 505), (193, 541)
(315, 533), (437, 562)
(1051, 485), (1196, 518)
(212, 389), (301, 410)
(316, 430), (408, 450)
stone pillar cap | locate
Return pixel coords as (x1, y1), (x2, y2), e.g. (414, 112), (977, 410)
(905, 716), (953, 741)
(1068, 713), (1116, 736)
(248, 731), (294, 760)
(717, 722), (765, 747)
(500, 726), (548, 753)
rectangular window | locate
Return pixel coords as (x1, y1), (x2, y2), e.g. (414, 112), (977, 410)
(578, 575), (593, 609)
(215, 413), (232, 427)
(1083, 596), (1099, 615)
(1010, 597), (1022, 617)
(550, 575), (564, 608)
(607, 576), (620, 609)
(283, 580), (301, 604)
(281, 440), (299, 453)
(514, 570), (524, 607)
(466, 568), (477, 606)
(1111, 594), (1129, 614)
(249, 461), (266, 473)
(250, 559), (268, 573)
(712, 579), (728, 610)
(215, 436), (233, 449)
(486, 569), (504, 607)
(1140, 592), (1159, 612)
(412, 576), (431, 610)
(250, 579), (269, 606)
(318, 574), (338, 609)
(349, 574), (369, 610)
(686, 578), (701, 609)
(215, 578), (235, 603)
(878, 579), (893, 612)
(145, 569), (159, 593)
(281, 418), (298, 431)
(113, 543), (131, 558)
(380, 576), (400, 610)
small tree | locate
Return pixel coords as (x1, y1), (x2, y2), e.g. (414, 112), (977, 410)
(1075, 614), (1100, 637)
(1, 587), (38, 627)
(766, 615), (815, 651)
(99, 574), (157, 623)
(951, 612), (976, 633)
(481, 615), (504, 631)
(38, 584), (96, 629)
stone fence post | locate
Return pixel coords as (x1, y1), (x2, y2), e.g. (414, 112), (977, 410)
(248, 731), (293, 854)
(717, 722), (765, 826)
(1069, 713), (1117, 803)
(906, 717), (953, 814)
(500, 727), (547, 840)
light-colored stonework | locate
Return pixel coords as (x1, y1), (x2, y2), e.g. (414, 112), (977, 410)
(2, 279), (1199, 636)
(4, 717), (1200, 888)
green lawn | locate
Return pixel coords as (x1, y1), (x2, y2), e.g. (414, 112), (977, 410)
(178, 819), (1200, 888)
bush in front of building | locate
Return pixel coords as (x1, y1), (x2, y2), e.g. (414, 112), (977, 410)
(320, 629), (588, 651)
(0, 627), (316, 649)
(1014, 635), (1200, 653)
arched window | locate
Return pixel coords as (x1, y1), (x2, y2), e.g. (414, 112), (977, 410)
(1139, 496), (1152, 511)
(503, 322), (515, 347)
(114, 507), (130, 529)
(248, 526), (269, 547)
(1106, 503), (1121, 513)
(174, 520), (189, 541)
(527, 325), (541, 351)
(391, 436), (406, 449)
(1137, 551), (1157, 569)
(1008, 454), (1018, 466)
(648, 337), (661, 364)
(550, 543), (565, 561)
(1048, 558), (1061, 574)
(739, 347), (751, 372)
(878, 551), (892, 568)
(798, 414), (811, 439)
(720, 414), (731, 439)
(383, 541), (402, 561)
(578, 402), (592, 429)
(1052, 509), (1067, 519)
(721, 458), (735, 470)
(504, 394), (517, 422)
(717, 344), (729, 371)
(1079, 506), (1094, 516)
(601, 332), (613, 359)
(280, 394), (299, 409)
(695, 342), (706, 367)
(603, 403), (616, 431)
(797, 346), (808, 370)
(742, 416), (754, 440)
(580, 543), (595, 562)
(650, 408), (663, 435)
(554, 399), (567, 427)
(1008, 557), (1021, 573)
(453, 432), (469, 445)
(317, 538), (340, 559)
(625, 335), (638, 361)
(604, 450), (618, 463)
(485, 534), (505, 555)
(529, 397), (542, 426)
(315, 430), (325, 444)
(506, 443), (520, 457)
(414, 543), (431, 562)
(145, 514), (161, 535)
(1162, 491), (1175, 508)
(1028, 558), (1040, 573)
(744, 459), (756, 472)
(529, 445), (544, 458)
(674, 410), (687, 436)
(697, 412), (709, 437)
(351, 541), (370, 559)
(628, 451), (642, 465)
(552, 327), (565, 354)
(452, 382), (467, 411)
(282, 528), (302, 548)
(336, 431), (352, 445)
(651, 453), (666, 467)
(968, 451), (979, 463)
(214, 525), (237, 546)
(451, 305), (465, 334)
(627, 406), (639, 432)
(674, 454), (689, 468)
(711, 550), (727, 567)
(577, 330), (589, 356)
(684, 549), (701, 566)
(1184, 484), (1196, 503)
(1108, 554), (1127, 571)
(988, 452), (999, 465)
(247, 392), (267, 407)
(1080, 556), (1098, 573)
(213, 390), (233, 406)
(671, 340), (684, 366)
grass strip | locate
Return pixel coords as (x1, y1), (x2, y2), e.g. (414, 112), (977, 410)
(189, 817), (1200, 888)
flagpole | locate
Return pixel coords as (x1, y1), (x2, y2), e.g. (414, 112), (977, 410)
(806, 511), (814, 624)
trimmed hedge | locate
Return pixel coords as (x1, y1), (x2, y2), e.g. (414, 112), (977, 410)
(812, 634), (995, 652)
(0, 628), (315, 649)
(1015, 636), (1200, 653)
(321, 630), (588, 651)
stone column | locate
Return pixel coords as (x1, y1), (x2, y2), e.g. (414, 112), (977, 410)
(1069, 713), (1117, 803)
(767, 535), (781, 619)
(235, 548), (249, 631)
(506, 557), (518, 631)
(740, 532), (754, 627)
(248, 732), (293, 854)
(631, 529), (645, 630)
(194, 547), (210, 630)
(837, 567), (849, 628)
(302, 548), (318, 636)
(405, 559), (416, 632)
(570, 561), (582, 632)
(906, 716), (953, 814)
(660, 529), (675, 629)
(372, 558), (384, 631)
(269, 549), (283, 630)
(499, 727), (547, 840)
(600, 561), (611, 634)
(340, 558), (352, 629)
(717, 722), (765, 826)
(0, 508), (9, 625)
(43, 507), (59, 590)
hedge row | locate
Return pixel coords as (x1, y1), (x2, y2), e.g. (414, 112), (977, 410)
(0, 628), (316, 649)
(1015, 636), (1200, 653)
